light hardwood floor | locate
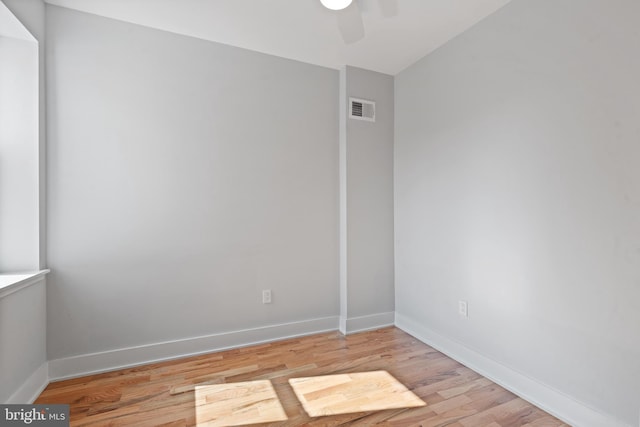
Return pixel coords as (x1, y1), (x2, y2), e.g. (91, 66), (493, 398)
(36, 327), (568, 426)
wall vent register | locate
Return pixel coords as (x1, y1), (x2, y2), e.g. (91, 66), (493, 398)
(349, 97), (375, 122)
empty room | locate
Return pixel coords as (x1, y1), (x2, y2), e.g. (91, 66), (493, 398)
(0, 0), (638, 425)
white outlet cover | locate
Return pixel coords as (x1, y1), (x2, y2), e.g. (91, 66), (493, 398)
(458, 300), (468, 318)
(262, 290), (272, 304)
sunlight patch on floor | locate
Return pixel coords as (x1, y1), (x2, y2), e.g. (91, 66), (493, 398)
(194, 380), (287, 426)
(289, 370), (426, 417)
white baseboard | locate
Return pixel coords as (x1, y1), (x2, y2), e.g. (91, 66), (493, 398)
(7, 362), (49, 404)
(344, 311), (395, 334)
(339, 316), (347, 335)
(49, 316), (339, 381)
(29, 313), (627, 427)
(395, 314), (630, 427)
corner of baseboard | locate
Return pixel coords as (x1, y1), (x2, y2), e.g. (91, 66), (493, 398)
(394, 313), (631, 427)
(344, 311), (395, 334)
(339, 316), (347, 335)
(7, 362), (49, 404)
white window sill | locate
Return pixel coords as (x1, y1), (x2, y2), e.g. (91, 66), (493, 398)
(0, 269), (50, 299)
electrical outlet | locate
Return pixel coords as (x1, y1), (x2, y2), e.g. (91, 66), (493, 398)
(262, 289), (272, 304)
(458, 300), (468, 318)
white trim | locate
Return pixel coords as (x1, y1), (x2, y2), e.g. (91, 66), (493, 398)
(49, 316), (339, 381)
(6, 362), (49, 404)
(0, 270), (49, 299)
(339, 66), (349, 338)
(344, 311), (394, 334)
(395, 313), (631, 427)
(339, 316), (347, 335)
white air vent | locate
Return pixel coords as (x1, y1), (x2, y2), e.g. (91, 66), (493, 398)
(349, 97), (375, 122)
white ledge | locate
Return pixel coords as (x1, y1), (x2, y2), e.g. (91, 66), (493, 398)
(0, 270), (50, 299)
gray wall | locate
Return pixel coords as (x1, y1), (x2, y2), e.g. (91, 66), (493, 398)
(395, 0), (640, 424)
(46, 6), (339, 359)
(0, 280), (47, 402)
(339, 66), (394, 332)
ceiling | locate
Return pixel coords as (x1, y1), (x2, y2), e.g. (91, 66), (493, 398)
(1, 0), (36, 40)
(43, 0), (511, 75)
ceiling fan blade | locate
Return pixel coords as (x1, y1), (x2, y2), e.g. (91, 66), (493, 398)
(377, 0), (398, 17)
(336, 2), (364, 44)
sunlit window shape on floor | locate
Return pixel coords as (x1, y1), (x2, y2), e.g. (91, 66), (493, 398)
(194, 380), (287, 426)
(289, 370), (426, 417)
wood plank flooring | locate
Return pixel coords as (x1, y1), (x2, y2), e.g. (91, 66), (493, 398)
(35, 327), (568, 426)
(289, 371), (426, 417)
